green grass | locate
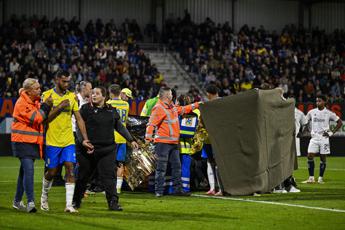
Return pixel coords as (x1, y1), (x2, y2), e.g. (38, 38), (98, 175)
(0, 156), (344, 229)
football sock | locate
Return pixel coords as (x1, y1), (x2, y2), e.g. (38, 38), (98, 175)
(42, 177), (53, 198)
(207, 162), (215, 191)
(65, 183), (75, 207)
(319, 161), (326, 177)
(307, 159), (315, 176)
(116, 177), (123, 193)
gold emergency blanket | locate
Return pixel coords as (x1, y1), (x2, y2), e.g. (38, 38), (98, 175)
(124, 142), (156, 190)
(125, 116), (156, 190)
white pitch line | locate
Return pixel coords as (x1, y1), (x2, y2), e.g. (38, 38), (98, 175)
(192, 194), (345, 213)
(0, 166), (45, 169)
(298, 167), (345, 171)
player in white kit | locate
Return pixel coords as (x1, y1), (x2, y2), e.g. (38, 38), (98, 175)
(295, 108), (308, 156)
(303, 95), (342, 184)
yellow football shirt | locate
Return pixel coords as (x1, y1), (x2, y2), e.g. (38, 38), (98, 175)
(43, 88), (79, 147)
(106, 98), (129, 144)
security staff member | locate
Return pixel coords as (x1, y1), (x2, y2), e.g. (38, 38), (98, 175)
(145, 87), (200, 197)
(73, 87), (138, 211)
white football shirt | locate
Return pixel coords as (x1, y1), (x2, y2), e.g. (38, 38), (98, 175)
(295, 108), (308, 136)
(306, 108), (339, 138)
(72, 93), (89, 132)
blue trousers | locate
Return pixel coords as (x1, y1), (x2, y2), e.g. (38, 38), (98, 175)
(14, 158), (35, 203)
(155, 143), (182, 195)
(181, 154), (192, 192)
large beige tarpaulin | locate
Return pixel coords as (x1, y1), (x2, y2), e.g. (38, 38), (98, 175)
(200, 89), (296, 195)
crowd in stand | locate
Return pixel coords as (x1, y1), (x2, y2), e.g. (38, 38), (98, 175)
(1, 14), (345, 104)
(0, 15), (160, 99)
(164, 12), (345, 103)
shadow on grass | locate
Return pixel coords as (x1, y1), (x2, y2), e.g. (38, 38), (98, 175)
(0, 201), (237, 228)
(74, 208), (237, 222)
(0, 207), (119, 230)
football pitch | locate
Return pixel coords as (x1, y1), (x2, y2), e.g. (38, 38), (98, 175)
(0, 156), (344, 230)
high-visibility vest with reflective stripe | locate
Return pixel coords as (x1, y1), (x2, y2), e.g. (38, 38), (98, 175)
(11, 92), (45, 158)
(179, 138), (193, 155)
(179, 114), (198, 138)
(140, 96), (159, 116)
(145, 100), (199, 144)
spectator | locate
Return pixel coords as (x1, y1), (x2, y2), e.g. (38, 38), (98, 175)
(0, 15), (156, 100)
(164, 17), (345, 103)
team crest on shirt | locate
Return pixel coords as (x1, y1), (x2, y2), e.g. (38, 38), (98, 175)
(185, 118), (193, 126)
(181, 117), (197, 127)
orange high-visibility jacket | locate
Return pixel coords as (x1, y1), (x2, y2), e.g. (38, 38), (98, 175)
(145, 100), (199, 144)
(11, 92), (46, 158)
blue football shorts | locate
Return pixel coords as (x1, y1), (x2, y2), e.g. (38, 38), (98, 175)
(116, 143), (127, 162)
(45, 144), (76, 168)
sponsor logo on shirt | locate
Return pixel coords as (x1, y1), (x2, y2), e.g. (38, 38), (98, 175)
(313, 118), (326, 123)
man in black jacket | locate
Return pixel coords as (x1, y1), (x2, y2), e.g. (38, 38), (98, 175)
(73, 87), (138, 211)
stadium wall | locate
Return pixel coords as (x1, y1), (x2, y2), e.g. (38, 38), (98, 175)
(3, 0), (345, 33)
(234, 0), (299, 32)
(165, 0), (233, 25)
(311, 1), (345, 33)
(80, 0), (151, 29)
(4, 0), (151, 29)
(6, 0), (79, 22)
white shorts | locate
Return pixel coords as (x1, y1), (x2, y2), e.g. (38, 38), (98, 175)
(307, 137), (330, 155)
(295, 137), (301, 156)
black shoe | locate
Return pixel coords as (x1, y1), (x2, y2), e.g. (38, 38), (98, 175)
(92, 186), (104, 193)
(172, 191), (191, 196)
(72, 200), (81, 209)
(108, 199), (123, 211)
(290, 176), (298, 187)
(28, 207), (37, 213)
(27, 202), (37, 213)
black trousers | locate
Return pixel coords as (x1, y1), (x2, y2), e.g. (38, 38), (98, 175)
(73, 148), (118, 207)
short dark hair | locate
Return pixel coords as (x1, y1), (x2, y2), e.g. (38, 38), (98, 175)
(205, 84), (219, 95)
(171, 88), (177, 103)
(317, 95), (327, 102)
(108, 84), (121, 97)
(260, 83), (271, 90)
(56, 70), (70, 78)
(95, 86), (109, 100)
(178, 94), (192, 106)
(80, 81), (91, 88)
(76, 81), (91, 92)
(177, 95), (187, 106)
(94, 86), (107, 96)
(159, 87), (171, 98)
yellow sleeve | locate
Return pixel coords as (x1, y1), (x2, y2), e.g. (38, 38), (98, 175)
(140, 101), (148, 116)
(125, 104), (129, 121)
(42, 90), (49, 101)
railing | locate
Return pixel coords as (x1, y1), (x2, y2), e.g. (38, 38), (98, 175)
(167, 51), (207, 98)
(138, 42), (206, 97)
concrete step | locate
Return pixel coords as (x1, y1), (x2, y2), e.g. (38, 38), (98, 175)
(145, 49), (204, 96)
